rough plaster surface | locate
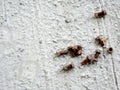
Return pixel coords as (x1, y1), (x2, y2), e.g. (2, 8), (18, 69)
(0, 0), (120, 90)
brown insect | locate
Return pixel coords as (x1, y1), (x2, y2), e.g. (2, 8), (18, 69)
(81, 55), (97, 65)
(81, 49), (101, 65)
(94, 10), (107, 18)
(95, 36), (109, 47)
(68, 45), (82, 57)
(107, 47), (113, 54)
(94, 49), (101, 59)
(56, 50), (68, 57)
(81, 56), (91, 65)
(93, 49), (101, 63)
(62, 63), (74, 72)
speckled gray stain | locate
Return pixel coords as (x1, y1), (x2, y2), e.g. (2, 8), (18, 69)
(0, 0), (120, 90)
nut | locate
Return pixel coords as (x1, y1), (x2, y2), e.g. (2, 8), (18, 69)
(107, 47), (113, 54)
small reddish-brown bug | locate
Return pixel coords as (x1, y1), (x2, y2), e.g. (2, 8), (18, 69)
(62, 63), (74, 72)
(94, 10), (107, 18)
(95, 35), (109, 47)
(81, 56), (91, 65)
(94, 49), (101, 59)
(81, 49), (101, 65)
(68, 45), (82, 57)
(56, 50), (68, 57)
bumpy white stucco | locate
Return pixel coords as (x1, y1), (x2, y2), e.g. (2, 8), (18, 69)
(0, 0), (120, 90)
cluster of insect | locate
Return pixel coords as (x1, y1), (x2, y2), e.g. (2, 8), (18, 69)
(55, 10), (113, 72)
(56, 45), (82, 57)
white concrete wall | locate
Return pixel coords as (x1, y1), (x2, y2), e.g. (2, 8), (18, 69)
(0, 0), (120, 90)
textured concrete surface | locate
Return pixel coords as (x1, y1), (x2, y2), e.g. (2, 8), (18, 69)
(0, 0), (120, 90)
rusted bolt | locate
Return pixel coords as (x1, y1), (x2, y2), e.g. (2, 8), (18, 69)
(94, 10), (107, 18)
(95, 36), (109, 47)
(107, 47), (113, 54)
(68, 45), (82, 57)
(56, 50), (68, 57)
(63, 63), (74, 72)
